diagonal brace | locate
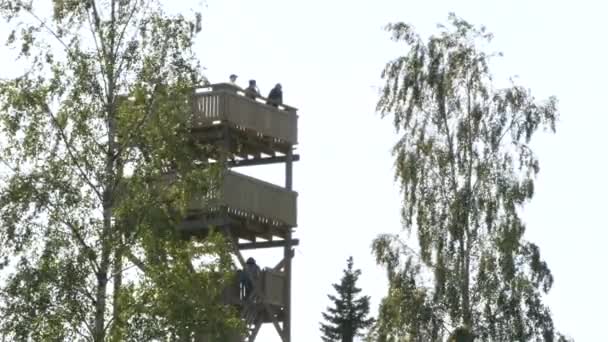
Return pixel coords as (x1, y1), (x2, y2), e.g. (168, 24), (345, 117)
(273, 248), (294, 272)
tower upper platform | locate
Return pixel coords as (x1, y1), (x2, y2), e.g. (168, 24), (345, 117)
(190, 83), (298, 163)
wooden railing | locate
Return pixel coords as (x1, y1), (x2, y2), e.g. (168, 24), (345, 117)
(260, 270), (285, 307)
(191, 83), (298, 145)
(222, 270), (286, 307)
(188, 170), (297, 228)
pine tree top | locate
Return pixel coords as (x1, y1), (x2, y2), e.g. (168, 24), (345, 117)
(320, 256), (374, 342)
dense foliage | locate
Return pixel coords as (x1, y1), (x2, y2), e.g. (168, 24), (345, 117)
(0, 1), (240, 340)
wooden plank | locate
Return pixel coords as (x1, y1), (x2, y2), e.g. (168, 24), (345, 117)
(238, 239), (299, 250)
(228, 154), (300, 168)
(176, 214), (282, 242)
(181, 212), (289, 241)
(263, 271), (286, 307)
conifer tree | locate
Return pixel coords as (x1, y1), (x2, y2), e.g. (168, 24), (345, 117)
(321, 257), (374, 342)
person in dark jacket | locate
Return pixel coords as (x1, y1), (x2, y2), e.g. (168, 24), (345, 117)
(240, 257), (261, 300)
(244, 79), (260, 100)
(266, 83), (283, 107)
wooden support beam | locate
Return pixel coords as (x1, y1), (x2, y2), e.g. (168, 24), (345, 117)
(222, 124), (231, 163)
(235, 226), (257, 242)
(283, 148), (293, 342)
(285, 148), (293, 190)
(234, 150), (249, 160)
(235, 219), (273, 242)
(238, 239), (299, 250)
(193, 124), (294, 165)
(273, 248), (294, 272)
(248, 322), (262, 341)
(228, 154), (300, 168)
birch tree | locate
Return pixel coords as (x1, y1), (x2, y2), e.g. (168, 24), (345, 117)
(0, 0), (239, 340)
(371, 13), (572, 342)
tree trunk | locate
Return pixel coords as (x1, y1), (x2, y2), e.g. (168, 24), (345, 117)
(96, 62), (117, 340)
(462, 243), (472, 328)
(111, 246), (123, 340)
(94, 209), (111, 342)
(96, 129), (115, 341)
(462, 79), (474, 329)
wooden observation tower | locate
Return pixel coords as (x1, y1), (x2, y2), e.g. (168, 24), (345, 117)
(181, 83), (299, 341)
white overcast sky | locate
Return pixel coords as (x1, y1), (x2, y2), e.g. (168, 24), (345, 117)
(2, 0), (607, 341)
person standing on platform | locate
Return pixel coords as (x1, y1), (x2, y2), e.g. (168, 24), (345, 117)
(244, 79), (260, 100)
(240, 257), (261, 300)
(229, 74), (239, 86)
(267, 83), (283, 107)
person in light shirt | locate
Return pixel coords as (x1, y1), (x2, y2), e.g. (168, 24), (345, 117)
(229, 74), (238, 85)
(228, 74), (242, 90)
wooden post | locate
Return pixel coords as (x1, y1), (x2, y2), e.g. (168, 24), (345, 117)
(286, 148), (293, 190)
(222, 123), (231, 166)
(283, 147), (293, 342)
(273, 249), (294, 272)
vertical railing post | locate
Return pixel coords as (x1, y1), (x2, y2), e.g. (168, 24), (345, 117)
(289, 109), (298, 145)
(283, 147), (293, 342)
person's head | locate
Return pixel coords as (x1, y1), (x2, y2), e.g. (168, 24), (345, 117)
(249, 79), (256, 86)
(229, 74), (237, 83)
(246, 257), (256, 265)
(275, 83), (282, 90)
